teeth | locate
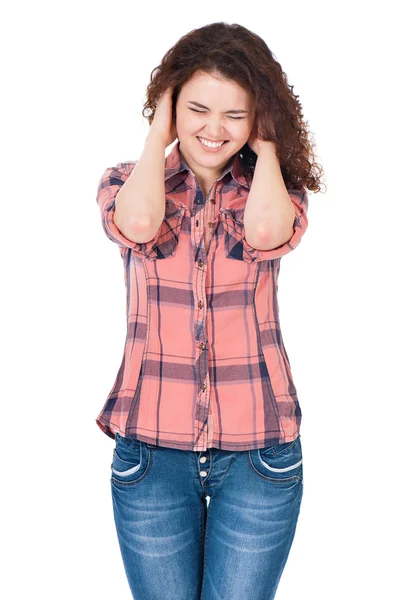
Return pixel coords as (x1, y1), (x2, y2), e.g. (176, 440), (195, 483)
(198, 137), (224, 148)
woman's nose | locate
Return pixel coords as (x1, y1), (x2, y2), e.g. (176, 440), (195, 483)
(202, 123), (226, 139)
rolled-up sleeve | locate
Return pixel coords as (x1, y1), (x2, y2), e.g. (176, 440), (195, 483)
(96, 162), (184, 260)
(223, 187), (309, 263)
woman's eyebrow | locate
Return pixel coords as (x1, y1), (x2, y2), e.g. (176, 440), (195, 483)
(187, 101), (249, 114)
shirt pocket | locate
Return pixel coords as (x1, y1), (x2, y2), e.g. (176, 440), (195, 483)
(221, 187), (309, 262)
(128, 200), (185, 261)
(221, 207), (259, 263)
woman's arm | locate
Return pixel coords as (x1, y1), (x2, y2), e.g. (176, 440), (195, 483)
(243, 143), (296, 251)
(114, 129), (167, 244)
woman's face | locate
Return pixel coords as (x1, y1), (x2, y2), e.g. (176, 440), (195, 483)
(175, 70), (256, 186)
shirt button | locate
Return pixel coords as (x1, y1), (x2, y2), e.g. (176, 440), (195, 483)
(208, 222), (214, 228)
(211, 198), (216, 204)
(201, 384), (206, 391)
(198, 259), (204, 267)
(200, 470), (207, 477)
(198, 301), (203, 309)
(199, 342), (206, 350)
(200, 456), (207, 463)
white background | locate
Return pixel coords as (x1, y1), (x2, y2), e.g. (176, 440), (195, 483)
(1, 1), (397, 598)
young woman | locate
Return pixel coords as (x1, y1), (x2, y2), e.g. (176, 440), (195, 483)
(95, 21), (324, 600)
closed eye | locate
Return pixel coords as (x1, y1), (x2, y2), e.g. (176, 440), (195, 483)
(189, 108), (244, 120)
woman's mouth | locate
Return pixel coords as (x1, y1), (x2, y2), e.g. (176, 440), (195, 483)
(196, 136), (229, 152)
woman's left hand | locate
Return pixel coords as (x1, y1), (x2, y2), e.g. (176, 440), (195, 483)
(247, 125), (277, 156)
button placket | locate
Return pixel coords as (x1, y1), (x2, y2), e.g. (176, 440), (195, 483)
(198, 452), (209, 477)
(192, 183), (220, 451)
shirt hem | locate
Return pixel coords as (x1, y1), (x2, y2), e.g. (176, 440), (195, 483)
(96, 415), (301, 452)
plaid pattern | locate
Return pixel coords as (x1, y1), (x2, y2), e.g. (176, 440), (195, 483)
(95, 141), (309, 451)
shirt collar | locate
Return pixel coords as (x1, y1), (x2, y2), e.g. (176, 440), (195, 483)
(164, 140), (251, 193)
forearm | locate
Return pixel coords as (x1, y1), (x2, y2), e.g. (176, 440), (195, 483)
(243, 144), (295, 251)
(114, 130), (167, 242)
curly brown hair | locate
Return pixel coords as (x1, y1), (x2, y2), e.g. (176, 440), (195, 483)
(142, 22), (325, 193)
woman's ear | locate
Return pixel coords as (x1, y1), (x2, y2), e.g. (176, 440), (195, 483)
(172, 88), (179, 118)
(265, 113), (276, 139)
(250, 113), (260, 138)
(251, 123), (259, 139)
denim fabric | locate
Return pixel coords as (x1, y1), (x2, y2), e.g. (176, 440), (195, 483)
(110, 432), (304, 600)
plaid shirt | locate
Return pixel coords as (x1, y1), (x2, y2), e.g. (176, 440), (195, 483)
(95, 141), (309, 451)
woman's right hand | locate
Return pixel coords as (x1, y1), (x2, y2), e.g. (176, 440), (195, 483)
(150, 87), (177, 148)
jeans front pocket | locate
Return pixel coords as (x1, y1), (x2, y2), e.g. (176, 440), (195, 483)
(110, 432), (152, 487)
(248, 435), (303, 484)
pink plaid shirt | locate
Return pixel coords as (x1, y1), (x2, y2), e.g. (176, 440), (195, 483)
(95, 141), (309, 451)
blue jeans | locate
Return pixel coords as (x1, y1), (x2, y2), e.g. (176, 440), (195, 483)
(110, 432), (304, 600)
